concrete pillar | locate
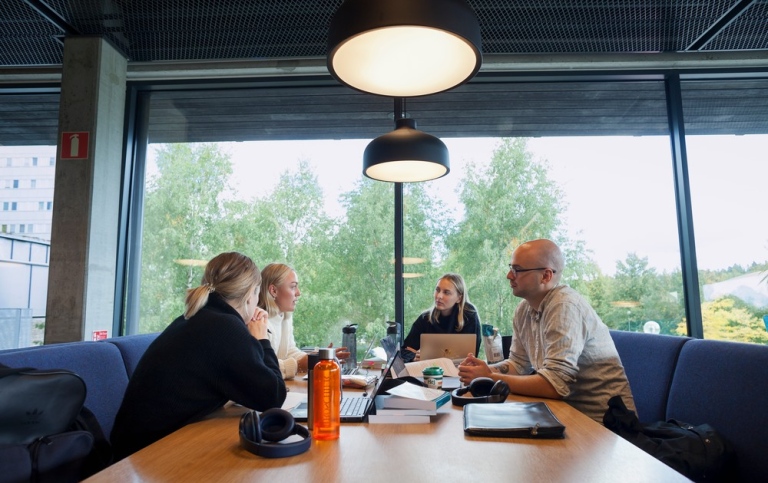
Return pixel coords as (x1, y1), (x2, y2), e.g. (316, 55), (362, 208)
(45, 37), (127, 343)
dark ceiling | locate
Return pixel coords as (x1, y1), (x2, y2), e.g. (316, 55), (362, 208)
(3, 0), (768, 64)
(2, 0), (768, 146)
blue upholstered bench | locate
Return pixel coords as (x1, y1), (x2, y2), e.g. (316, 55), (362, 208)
(106, 333), (159, 378)
(0, 333), (159, 440)
(0, 341), (129, 439)
(666, 338), (768, 482)
(611, 330), (768, 482)
(609, 330), (690, 423)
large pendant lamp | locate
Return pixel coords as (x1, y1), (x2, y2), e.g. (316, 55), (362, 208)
(327, 0), (482, 97)
(363, 98), (449, 183)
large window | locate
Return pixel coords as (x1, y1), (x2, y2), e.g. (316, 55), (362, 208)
(681, 79), (768, 344)
(138, 139), (394, 354)
(686, 135), (768, 342)
(407, 135), (684, 344)
(125, 75), (768, 349)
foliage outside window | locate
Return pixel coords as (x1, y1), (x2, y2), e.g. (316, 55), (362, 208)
(138, 137), (767, 348)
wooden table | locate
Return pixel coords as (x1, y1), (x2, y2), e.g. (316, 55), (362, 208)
(86, 380), (690, 482)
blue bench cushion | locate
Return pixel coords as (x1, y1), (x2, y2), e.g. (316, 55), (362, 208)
(610, 330), (689, 423)
(668, 339), (768, 482)
(105, 333), (159, 378)
(0, 341), (129, 439)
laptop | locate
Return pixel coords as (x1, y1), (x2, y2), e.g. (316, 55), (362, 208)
(342, 337), (377, 376)
(419, 333), (476, 364)
(291, 353), (398, 423)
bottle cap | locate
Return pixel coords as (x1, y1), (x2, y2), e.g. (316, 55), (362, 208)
(342, 324), (357, 334)
(319, 347), (335, 360)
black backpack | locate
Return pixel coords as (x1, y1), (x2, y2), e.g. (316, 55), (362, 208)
(603, 396), (737, 482)
(0, 366), (113, 483)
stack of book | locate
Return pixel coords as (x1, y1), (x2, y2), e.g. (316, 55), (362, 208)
(368, 381), (451, 424)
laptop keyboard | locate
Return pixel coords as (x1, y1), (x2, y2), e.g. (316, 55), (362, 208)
(340, 396), (370, 417)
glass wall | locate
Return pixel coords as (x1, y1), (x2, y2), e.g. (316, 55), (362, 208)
(125, 75), (768, 348)
(683, 78), (768, 344)
(407, 135), (685, 344)
(137, 138), (393, 355)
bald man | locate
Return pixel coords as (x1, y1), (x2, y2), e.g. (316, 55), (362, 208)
(458, 239), (635, 423)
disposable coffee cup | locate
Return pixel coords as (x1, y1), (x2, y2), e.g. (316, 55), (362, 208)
(422, 366), (444, 390)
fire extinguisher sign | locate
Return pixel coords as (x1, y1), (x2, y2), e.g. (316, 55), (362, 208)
(60, 131), (90, 160)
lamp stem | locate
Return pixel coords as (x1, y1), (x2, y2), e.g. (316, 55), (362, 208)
(394, 97), (406, 122)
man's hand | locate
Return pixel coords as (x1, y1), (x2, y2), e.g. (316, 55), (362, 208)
(457, 353), (492, 385)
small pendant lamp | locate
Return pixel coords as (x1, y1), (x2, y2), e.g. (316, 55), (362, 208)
(327, 0), (482, 97)
(363, 98), (449, 183)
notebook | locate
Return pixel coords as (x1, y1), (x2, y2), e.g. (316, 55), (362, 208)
(291, 353), (398, 423)
(419, 333), (476, 364)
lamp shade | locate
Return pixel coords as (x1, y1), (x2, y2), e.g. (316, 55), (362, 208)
(327, 0), (482, 97)
(363, 118), (449, 182)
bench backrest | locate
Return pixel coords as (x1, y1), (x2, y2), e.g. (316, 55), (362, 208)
(105, 333), (159, 378)
(668, 338), (768, 482)
(0, 341), (129, 439)
(609, 330), (690, 423)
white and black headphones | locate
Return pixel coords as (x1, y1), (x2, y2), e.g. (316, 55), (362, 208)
(239, 408), (311, 458)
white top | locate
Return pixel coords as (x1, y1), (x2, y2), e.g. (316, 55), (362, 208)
(266, 312), (306, 379)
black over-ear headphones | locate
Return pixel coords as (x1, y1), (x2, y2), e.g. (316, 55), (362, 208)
(451, 377), (510, 406)
(239, 408), (311, 458)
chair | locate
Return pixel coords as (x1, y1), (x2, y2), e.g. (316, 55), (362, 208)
(501, 335), (512, 360)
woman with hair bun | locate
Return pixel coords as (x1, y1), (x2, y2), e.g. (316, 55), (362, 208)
(111, 252), (286, 460)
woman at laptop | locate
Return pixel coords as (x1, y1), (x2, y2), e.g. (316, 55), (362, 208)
(258, 263), (349, 379)
(402, 273), (481, 362)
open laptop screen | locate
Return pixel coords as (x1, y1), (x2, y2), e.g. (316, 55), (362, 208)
(419, 333), (476, 362)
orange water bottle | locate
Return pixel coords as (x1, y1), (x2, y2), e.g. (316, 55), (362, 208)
(312, 347), (341, 440)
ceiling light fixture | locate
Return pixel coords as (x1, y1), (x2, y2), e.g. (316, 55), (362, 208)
(327, 0), (482, 97)
(363, 98), (449, 183)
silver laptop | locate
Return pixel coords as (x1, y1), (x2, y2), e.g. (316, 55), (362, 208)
(420, 333), (476, 363)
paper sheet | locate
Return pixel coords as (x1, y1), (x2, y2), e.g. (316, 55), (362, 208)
(403, 358), (460, 377)
(385, 381), (447, 401)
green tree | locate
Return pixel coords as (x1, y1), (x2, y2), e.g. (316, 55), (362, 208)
(215, 160), (340, 349)
(270, 161), (338, 348)
(598, 254), (685, 333)
(676, 298), (768, 343)
(443, 138), (569, 333)
(402, 182), (454, 335)
(320, 180), (442, 350)
(139, 143), (233, 332)
(327, 180), (395, 345)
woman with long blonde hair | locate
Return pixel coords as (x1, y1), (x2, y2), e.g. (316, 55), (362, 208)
(402, 273), (481, 362)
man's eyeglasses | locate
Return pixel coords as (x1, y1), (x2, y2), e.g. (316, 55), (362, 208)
(508, 265), (557, 276)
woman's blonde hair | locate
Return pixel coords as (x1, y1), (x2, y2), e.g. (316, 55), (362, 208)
(258, 263), (296, 317)
(184, 252), (261, 320)
(429, 273), (473, 331)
